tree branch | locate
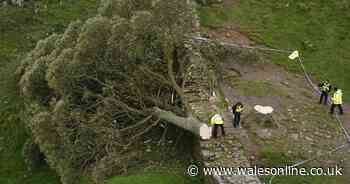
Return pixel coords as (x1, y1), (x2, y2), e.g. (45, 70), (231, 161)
(163, 44), (191, 115)
(153, 107), (211, 140)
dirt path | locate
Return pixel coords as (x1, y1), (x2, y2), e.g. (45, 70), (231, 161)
(214, 58), (349, 184)
(198, 2), (350, 181)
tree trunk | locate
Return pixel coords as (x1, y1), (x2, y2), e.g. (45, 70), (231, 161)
(153, 107), (211, 140)
(163, 42), (191, 115)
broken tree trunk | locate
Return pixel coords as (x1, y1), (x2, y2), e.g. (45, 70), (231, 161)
(153, 107), (211, 140)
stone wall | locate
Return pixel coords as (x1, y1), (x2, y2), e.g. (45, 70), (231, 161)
(185, 49), (261, 184)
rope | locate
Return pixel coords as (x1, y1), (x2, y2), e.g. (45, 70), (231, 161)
(191, 36), (292, 53)
(268, 56), (350, 184)
(335, 114), (350, 141)
(297, 57), (321, 94)
(291, 143), (348, 168)
(297, 57), (350, 140)
(268, 143), (349, 184)
(189, 36), (350, 184)
(191, 36), (350, 140)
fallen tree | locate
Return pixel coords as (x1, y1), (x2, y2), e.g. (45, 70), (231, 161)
(153, 107), (211, 140)
(17, 0), (209, 183)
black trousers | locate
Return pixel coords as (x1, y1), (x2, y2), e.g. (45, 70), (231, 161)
(330, 104), (343, 115)
(319, 91), (328, 105)
(213, 124), (225, 138)
(233, 113), (241, 128)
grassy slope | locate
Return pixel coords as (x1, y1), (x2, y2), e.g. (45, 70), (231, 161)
(199, 0), (350, 102)
(106, 157), (201, 184)
(107, 173), (186, 184)
(107, 171), (200, 184)
(199, 1), (350, 183)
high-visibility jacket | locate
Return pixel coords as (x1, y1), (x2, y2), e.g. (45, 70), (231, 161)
(235, 105), (243, 113)
(320, 82), (330, 92)
(332, 90), (343, 105)
(210, 114), (224, 125)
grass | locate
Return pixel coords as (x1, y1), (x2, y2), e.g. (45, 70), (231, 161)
(0, 0), (98, 62)
(198, 0), (350, 102)
(261, 175), (348, 184)
(107, 172), (201, 184)
(258, 146), (292, 167)
(105, 147), (203, 184)
(257, 146), (348, 184)
(230, 80), (287, 97)
(107, 173), (184, 184)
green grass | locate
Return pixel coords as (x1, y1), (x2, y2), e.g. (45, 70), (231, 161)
(0, 0), (98, 62)
(107, 173), (200, 184)
(258, 146), (292, 167)
(198, 5), (236, 28)
(256, 133), (348, 183)
(262, 175), (348, 184)
(199, 0), (350, 102)
(257, 146), (347, 184)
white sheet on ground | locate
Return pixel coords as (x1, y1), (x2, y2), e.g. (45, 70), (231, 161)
(254, 105), (274, 114)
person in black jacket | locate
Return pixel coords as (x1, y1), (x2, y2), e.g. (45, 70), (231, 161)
(318, 80), (331, 105)
(232, 102), (244, 128)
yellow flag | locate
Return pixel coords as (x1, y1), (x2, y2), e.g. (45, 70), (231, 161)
(288, 50), (299, 60)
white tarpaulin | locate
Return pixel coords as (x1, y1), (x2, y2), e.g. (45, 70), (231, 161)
(254, 105), (274, 114)
(288, 50), (299, 60)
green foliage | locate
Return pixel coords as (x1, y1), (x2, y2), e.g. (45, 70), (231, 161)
(53, 20), (84, 55)
(0, 50), (61, 184)
(46, 48), (75, 96)
(0, 1), (99, 184)
(18, 0), (196, 183)
(22, 138), (44, 172)
(19, 56), (51, 103)
(98, 0), (153, 18)
(75, 16), (112, 64)
(16, 34), (60, 77)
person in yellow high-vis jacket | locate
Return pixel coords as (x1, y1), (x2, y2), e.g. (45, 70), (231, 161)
(232, 102), (244, 128)
(318, 80), (332, 105)
(330, 88), (343, 115)
(210, 113), (225, 138)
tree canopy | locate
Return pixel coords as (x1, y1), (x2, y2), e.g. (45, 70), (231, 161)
(17, 0), (197, 183)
